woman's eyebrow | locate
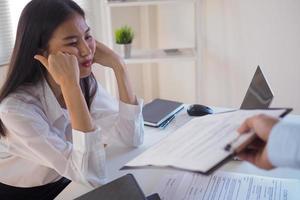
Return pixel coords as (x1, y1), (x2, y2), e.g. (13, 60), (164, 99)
(63, 27), (91, 40)
(63, 35), (77, 41)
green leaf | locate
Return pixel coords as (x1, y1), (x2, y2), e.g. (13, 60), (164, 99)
(114, 25), (134, 44)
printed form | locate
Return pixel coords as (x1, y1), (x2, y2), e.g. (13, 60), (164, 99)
(154, 171), (300, 200)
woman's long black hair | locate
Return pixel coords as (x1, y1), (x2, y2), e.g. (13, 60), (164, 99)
(0, 0), (98, 137)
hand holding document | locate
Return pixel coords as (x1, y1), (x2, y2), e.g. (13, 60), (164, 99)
(123, 109), (291, 174)
(154, 171), (300, 200)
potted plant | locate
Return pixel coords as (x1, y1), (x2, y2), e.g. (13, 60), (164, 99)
(114, 25), (134, 58)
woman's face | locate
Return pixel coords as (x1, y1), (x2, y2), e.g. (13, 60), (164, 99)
(47, 14), (95, 78)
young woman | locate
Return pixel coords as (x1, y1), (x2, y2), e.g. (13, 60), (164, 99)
(0, 0), (144, 199)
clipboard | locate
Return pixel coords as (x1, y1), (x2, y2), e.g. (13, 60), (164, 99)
(225, 108), (292, 152)
(197, 108), (293, 175)
(122, 108), (292, 175)
(204, 108), (293, 174)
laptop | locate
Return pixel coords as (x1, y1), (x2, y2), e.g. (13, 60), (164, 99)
(240, 66), (274, 109)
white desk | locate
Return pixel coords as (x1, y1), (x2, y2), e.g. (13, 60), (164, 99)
(55, 107), (300, 200)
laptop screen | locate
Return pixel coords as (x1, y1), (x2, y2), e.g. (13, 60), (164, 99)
(240, 66), (274, 109)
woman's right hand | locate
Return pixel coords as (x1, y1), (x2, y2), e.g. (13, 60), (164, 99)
(34, 52), (80, 88)
(35, 52), (94, 132)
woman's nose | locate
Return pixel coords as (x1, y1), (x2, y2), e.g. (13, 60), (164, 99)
(79, 41), (91, 57)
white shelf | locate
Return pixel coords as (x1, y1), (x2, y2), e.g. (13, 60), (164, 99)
(106, 0), (196, 7)
(102, 0), (201, 101)
(122, 48), (196, 64)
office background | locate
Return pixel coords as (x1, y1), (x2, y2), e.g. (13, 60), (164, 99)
(0, 0), (299, 114)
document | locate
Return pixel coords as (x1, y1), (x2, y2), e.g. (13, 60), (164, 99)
(153, 171), (300, 200)
(123, 109), (290, 174)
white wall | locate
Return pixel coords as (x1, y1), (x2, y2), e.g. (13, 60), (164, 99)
(198, 0), (300, 113)
(156, 3), (196, 104)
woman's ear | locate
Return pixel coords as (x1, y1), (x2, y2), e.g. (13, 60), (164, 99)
(42, 50), (49, 58)
(37, 48), (49, 58)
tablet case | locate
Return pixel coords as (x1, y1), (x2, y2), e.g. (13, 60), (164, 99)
(143, 98), (184, 127)
(75, 174), (160, 200)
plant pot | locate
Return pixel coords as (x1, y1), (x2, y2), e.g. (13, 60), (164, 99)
(117, 43), (132, 58)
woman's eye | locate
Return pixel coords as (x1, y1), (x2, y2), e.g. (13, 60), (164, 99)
(85, 35), (92, 40)
(67, 42), (77, 46)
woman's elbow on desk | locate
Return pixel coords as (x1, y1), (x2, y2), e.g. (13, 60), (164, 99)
(107, 121), (144, 147)
(123, 124), (144, 148)
(122, 125), (144, 148)
(132, 126), (144, 147)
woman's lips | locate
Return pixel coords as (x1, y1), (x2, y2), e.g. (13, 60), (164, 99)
(80, 60), (92, 68)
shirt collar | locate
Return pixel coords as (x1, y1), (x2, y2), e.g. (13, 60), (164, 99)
(39, 79), (65, 125)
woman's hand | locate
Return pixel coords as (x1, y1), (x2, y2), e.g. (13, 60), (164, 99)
(93, 41), (124, 70)
(34, 52), (80, 87)
(35, 52), (94, 132)
(93, 41), (136, 105)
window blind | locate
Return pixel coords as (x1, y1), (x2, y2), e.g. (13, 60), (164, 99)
(0, 1), (13, 66)
(0, 0), (30, 66)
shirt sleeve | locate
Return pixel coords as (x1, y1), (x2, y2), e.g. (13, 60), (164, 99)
(267, 120), (300, 168)
(90, 82), (144, 147)
(0, 101), (106, 187)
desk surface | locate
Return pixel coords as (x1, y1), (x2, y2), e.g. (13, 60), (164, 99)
(55, 107), (300, 200)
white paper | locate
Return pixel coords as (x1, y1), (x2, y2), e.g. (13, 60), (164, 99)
(125, 109), (287, 173)
(154, 171), (300, 200)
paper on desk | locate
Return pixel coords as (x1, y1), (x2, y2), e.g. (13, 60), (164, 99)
(124, 109), (288, 173)
(153, 171), (300, 200)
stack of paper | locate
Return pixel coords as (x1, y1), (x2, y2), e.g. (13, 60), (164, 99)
(154, 171), (300, 200)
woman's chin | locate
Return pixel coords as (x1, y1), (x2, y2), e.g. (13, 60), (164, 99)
(80, 68), (92, 78)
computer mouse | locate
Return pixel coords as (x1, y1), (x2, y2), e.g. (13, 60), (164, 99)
(187, 104), (213, 116)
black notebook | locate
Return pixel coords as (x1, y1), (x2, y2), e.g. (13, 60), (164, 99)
(143, 98), (184, 127)
(75, 174), (160, 200)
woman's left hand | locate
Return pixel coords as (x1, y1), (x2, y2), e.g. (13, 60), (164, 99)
(93, 41), (136, 105)
(93, 41), (123, 70)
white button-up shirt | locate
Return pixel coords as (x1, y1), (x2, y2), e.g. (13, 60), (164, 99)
(0, 80), (144, 187)
(268, 120), (300, 168)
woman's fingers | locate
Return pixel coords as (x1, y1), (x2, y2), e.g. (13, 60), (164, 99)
(34, 52), (79, 87)
(34, 55), (49, 68)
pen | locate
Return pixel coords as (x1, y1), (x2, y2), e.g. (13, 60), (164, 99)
(224, 131), (257, 152)
(224, 135), (241, 152)
(160, 115), (175, 129)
